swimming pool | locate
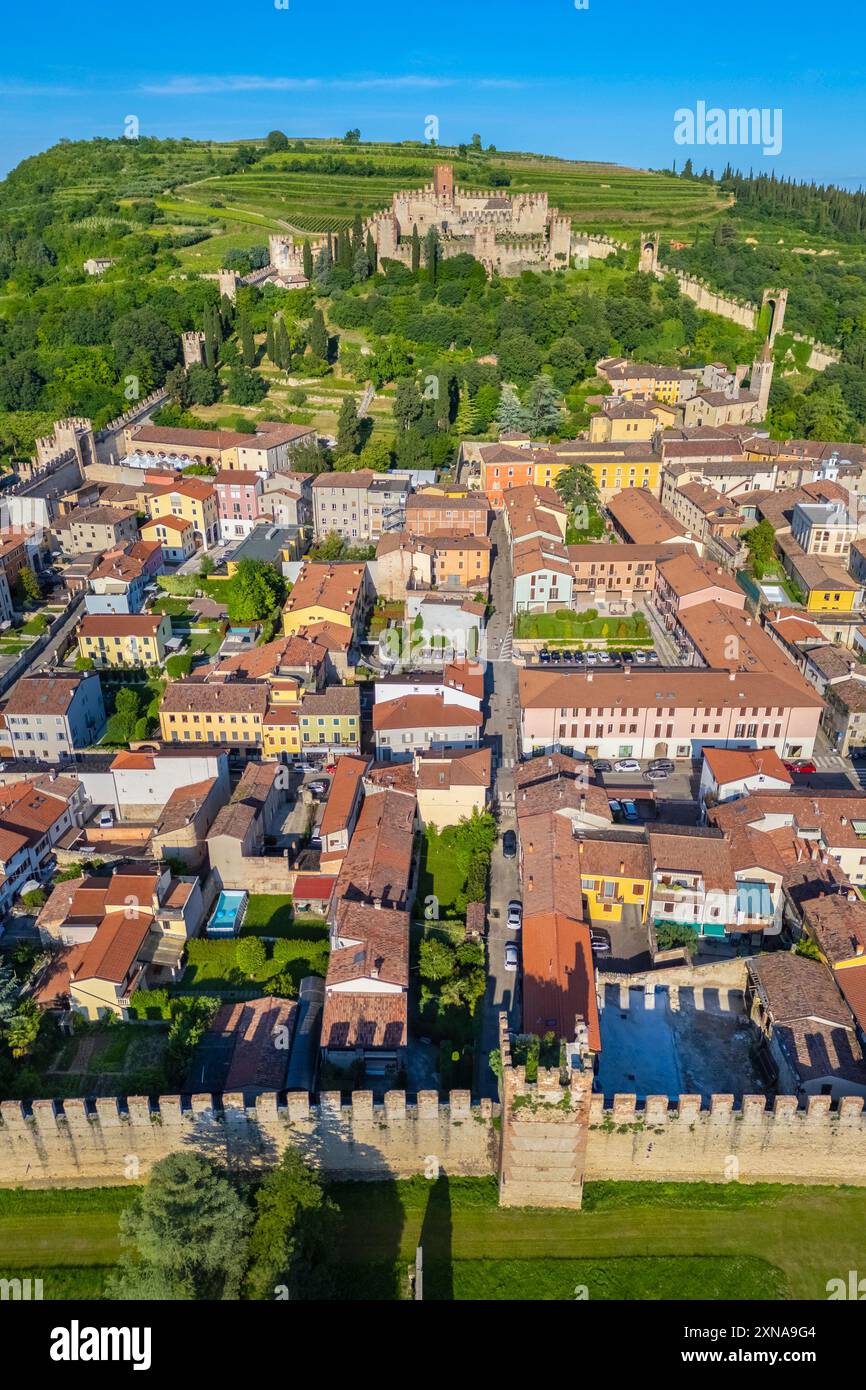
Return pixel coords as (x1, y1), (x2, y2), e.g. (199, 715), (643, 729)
(207, 890), (248, 937)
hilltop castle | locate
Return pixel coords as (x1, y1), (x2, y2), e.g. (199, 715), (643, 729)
(266, 164), (587, 284)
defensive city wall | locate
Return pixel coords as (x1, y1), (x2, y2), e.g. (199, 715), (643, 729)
(3, 1085), (866, 1195)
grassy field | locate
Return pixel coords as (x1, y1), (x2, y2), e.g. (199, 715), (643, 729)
(5, 1178), (864, 1301)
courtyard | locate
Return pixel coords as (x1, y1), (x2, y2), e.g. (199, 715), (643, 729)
(596, 982), (767, 1101)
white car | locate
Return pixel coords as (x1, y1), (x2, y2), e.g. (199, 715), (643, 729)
(614, 759), (642, 774)
(98, 809), (114, 828)
(507, 900), (523, 930)
(504, 941), (519, 972)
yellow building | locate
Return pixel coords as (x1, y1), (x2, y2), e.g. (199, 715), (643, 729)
(78, 612), (171, 668)
(159, 681), (268, 748)
(579, 840), (651, 926)
(588, 402), (659, 445)
(282, 562), (368, 640)
(146, 477), (220, 550)
(805, 583), (859, 614)
(298, 687), (361, 753)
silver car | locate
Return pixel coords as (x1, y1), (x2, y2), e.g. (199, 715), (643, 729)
(504, 941), (519, 972)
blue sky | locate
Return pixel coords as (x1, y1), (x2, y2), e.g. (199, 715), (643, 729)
(0, 0), (863, 185)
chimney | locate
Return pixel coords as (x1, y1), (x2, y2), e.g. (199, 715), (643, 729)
(619, 859), (625, 874)
(729, 671), (736, 681)
(578, 841), (584, 857)
(373, 897), (382, 910)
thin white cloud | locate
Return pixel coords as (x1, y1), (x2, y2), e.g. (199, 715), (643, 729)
(141, 73), (527, 96)
(0, 81), (86, 97)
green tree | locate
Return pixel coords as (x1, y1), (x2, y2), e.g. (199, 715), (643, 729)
(108, 1153), (251, 1301)
(309, 308), (329, 361)
(4, 999), (41, 1057)
(411, 224), (421, 275)
(0, 963), (20, 1026)
(419, 938), (457, 982)
(227, 366), (267, 405)
(525, 375), (564, 436)
(186, 365), (221, 406)
(230, 559), (284, 623)
(266, 130), (288, 151)
(494, 383), (529, 434)
(244, 1149), (335, 1300)
(336, 395), (362, 455)
(302, 239), (313, 281)
(393, 378), (424, 431)
(107, 687), (142, 743)
(454, 387), (479, 437)
(236, 936), (267, 975)
(424, 226), (440, 283)
(16, 566), (41, 604)
(239, 315), (256, 368)
(743, 518), (777, 579)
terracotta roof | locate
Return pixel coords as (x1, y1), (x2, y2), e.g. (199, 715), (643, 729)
(648, 828), (734, 890)
(519, 667), (823, 712)
(373, 693), (483, 732)
(4, 673), (94, 717)
(319, 755), (369, 839)
(415, 747), (492, 790)
(321, 990), (407, 1050)
(702, 745), (792, 788)
(160, 680), (268, 717)
(292, 874), (337, 901)
(79, 613), (166, 639)
(657, 552), (742, 598)
(284, 562), (365, 618)
(334, 789), (415, 910)
(294, 621), (352, 652)
(73, 909), (152, 984)
(148, 477), (215, 503)
(607, 488), (687, 545)
(301, 686), (360, 718)
(141, 515), (192, 534)
(214, 634), (325, 682)
(801, 895), (866, 967)
(213, 997), (297, 1091)
(522, 911), (601, 1052)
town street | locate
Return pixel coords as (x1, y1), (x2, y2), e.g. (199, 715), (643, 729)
(477, 513), (521, 1099)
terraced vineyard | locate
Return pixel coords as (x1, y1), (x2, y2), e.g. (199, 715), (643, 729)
(172, 142), (730, 243)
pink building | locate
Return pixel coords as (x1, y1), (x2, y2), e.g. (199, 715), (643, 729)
(214, 470), (265, 541)
(518, 668), (823, 763)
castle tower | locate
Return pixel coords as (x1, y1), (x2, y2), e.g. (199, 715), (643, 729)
(762, 287), (788, 345)
(182, 331), (206, 368)
(218, 268), (239, 304)
(433, 164), (455, 202)
(750, 341), (775, 419)
(497, 1013), (593, 1209)
(37, 418), (96, 469)
(638, 233), (660, 275)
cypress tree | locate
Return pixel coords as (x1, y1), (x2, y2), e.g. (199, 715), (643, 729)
(240, 315), (256, 367)
(266, 318), (275, 364)
(411, 224), (421, 274)
(275, 318), (291, 371)
(352, 213), (364, 256)
(309, 308), (328, 361)
(366, 230), (377, 274)
(302, 239), (313, 280)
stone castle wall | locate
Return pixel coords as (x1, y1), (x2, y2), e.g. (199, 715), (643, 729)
(0, 1091), (498, 1188)
(3, 1087), (866, 1189)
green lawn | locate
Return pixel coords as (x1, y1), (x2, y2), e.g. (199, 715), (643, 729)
(179, 935), (329, 994)
(3, 1177), (866, 1301)
(514, 611), (651, 644)
(417, 830), (467, 917)
(324, 1177), (866, 1301)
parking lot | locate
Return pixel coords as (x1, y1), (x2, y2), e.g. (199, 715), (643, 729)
(532, 647), (664, 669)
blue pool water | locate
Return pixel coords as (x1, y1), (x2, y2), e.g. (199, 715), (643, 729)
(207, 890), (248, 937)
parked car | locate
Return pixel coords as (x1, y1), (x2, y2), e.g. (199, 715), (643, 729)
(539, 649), (552, 664)
(784, 759), (817, 775)
(507, 900), (523, 930)
(650, 759), (675, 774)
(590, 928), (612, 956)
(614, 759), (642, 774)
(310, 833), (322, 849)
(634, 650), (648, 664)
(621, 798), (640, 822)
(292, 761), (316, 773)
(593, 759), (612, 773)
(572, 650), (585, 664)
(585, 651), (598, 665)
(325, 762), (337, 773)
(644, 766), (671, 781)
(308, 781), (328, 797)
(504, 941), (519, 972)
(608, 798), (623, 820)
(559, 649), (574, 662)
(646, 651), (659, 663)
(502, 829), (517, 859)
(98, 809), (114, 828)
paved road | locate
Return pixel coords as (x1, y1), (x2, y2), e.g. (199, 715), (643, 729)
(477, 514), (521, 1099)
